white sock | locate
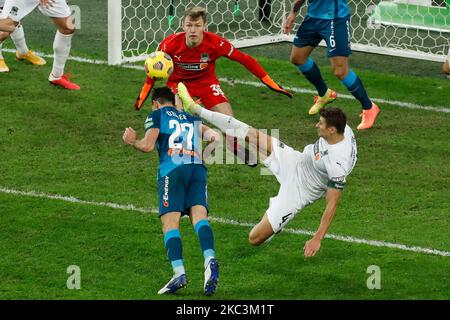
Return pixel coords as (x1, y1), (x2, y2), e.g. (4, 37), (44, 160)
(51, 30), (73, 79)
(0, 41), (4, 59)
(10, 24), (29, 55)
(196, 106), (250, 140)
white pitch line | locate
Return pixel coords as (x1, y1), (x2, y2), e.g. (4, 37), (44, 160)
(1, 186), (449, 258)
(3, 49), (449, 113)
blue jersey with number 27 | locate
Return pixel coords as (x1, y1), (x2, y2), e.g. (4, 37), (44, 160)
(145, 106), (203, 179)
(307, 0), (350, 20)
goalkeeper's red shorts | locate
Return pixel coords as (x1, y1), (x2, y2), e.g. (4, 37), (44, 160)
(168, 79), (229, 110)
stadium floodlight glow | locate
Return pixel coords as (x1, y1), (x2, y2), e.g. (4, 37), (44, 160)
(108, 0), (450, 65)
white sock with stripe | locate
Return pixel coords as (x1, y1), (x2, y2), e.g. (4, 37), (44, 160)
(10, 24), (29, 55)
(51, 31), (73, 79)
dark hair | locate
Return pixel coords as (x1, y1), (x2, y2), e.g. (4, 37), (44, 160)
(319, 107), (347, 134)
(152, 87), (175, 105)
(184, 7), (207, 23)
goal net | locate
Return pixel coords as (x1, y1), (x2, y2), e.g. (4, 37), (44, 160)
(108, 0), (450, 65)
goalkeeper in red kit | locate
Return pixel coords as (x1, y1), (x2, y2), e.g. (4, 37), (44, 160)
(134, 6), (293, 166)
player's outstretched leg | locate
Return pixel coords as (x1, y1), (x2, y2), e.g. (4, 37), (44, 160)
(297, 57), (337, 115)
(158, 226), (188, 295)
(192, 216), (219, 296)
(178, 82), (250, 140)
(340, 70), (379, 130)
(12, 24), (46, 66)
(49, 17), (80, 90)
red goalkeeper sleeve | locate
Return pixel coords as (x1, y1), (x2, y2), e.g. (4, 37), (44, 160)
(228, 49), (293, 98)
(134, 76), (156, 111)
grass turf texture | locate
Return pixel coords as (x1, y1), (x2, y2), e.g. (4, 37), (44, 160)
(0, 52), (449, 299)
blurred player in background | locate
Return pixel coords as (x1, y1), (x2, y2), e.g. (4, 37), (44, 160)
(443, 48), (450, 77)
(123, 87), (221, 296)
(284, 0), (380, 130)
(179, 82), (357, 257)
(0, 0), (79, 89)
(134, 6), (292, 166)
(0, 0), (46, 72)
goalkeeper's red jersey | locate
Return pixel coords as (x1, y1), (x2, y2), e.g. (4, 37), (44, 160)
(158, 31), (267, 84)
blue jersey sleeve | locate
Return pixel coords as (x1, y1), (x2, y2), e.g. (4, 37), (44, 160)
(144, 109), (161, 132)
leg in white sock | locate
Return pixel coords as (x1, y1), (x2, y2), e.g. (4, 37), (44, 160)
(50, 30), (73, 79)
(196, 107), (251, 140)
(10, 24), (29, 55)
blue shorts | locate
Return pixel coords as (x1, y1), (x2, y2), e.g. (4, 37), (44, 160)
(293, 15), (352, 57)
(157, 164), (208, 216)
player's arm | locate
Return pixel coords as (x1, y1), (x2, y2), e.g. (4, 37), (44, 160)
(228, 48), (293, 98)
(304, 188), (342, 257)
(134, 76), (156, 111)
(123, 127), (160, 152)
(284, 0), (306, 34)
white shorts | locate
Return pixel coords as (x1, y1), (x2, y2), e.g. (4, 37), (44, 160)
(0, 0), (70, 21)
(262, 137), (305, 233)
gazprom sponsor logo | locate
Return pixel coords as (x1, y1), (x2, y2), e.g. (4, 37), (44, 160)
(163, 176), (169, 207)
(176, 62), (208, 71)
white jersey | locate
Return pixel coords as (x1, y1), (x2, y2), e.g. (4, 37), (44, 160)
(0, 0), (70, 21)
(263, 125), (357, 233)
(298, 125), (357, 205)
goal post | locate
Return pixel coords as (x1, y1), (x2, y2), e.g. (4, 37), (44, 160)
(108, 0), (450, 65)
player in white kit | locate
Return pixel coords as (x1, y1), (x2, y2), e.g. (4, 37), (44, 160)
(178, 82), (357, 257)
(0, 0), (46, 72)
(0, 0), (79, 89)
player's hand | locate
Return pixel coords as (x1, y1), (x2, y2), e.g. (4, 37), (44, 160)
(303, 238), (321, 257)
(123, 127), (137, 145)
(283, 12), (297, 34)
(40, 0), (55, 8)
(134, 96), (143, 111)
(261, 75), (293, 98)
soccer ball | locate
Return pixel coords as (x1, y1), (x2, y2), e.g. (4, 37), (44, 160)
(144, 51), (174, 79)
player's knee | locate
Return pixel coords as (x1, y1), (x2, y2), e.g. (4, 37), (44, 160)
(59, 26), (75, 35)
(333, 67), (347, 80)
(56, 18), (76, 35)
(290, 54), (306, 66)
(2, 19), (17, 33)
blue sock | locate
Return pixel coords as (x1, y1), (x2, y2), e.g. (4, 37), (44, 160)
(297, 58), (328, 97)
(341, 70), (372, 110)
(163, 229), (185, 276)
(194, 220), (215, 268)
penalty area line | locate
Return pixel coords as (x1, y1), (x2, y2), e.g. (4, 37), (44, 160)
(1, 186), (449, 258)
(2, 49), (449, 114)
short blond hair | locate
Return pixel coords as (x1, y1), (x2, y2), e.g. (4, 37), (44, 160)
(183, 7), (207, 23)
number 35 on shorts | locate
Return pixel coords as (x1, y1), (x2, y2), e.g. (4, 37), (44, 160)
(210, 84), (225, 97)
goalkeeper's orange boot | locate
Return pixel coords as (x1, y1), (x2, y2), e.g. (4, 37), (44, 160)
(0, 59), (9, 73)
(357, 103), (380, 130)
(308, 89), (337, 115)
(49, 73), (80, 90)
(16, 50), (46, 66)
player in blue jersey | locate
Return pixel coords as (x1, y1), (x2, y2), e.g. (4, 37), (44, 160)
(284, 0), (380, 130)
(122, 87), (221, 296)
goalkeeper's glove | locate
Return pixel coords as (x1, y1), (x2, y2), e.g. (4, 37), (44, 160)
(134, 77), (155, 111)
(261, 75), (293, 98)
